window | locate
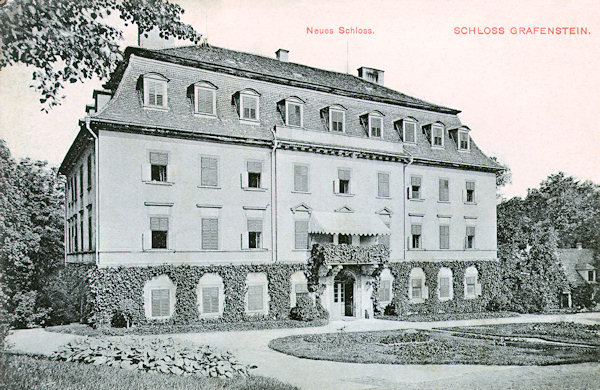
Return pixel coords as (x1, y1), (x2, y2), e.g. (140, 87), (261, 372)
(241, 95), (258, 120)
(150, 152), (168, 182)
(79, 166), (84, 196)
(290, 271), (308, 308)
(294, 220), (309, 250)
(466, 226), (475, 249)
(439, 178), (449, 201)
(286, 101), (303, 127)
(293, 164), (309, 192)
(201, 287), (219, 314)
(439, 225), (449, 249)
(150, 217), (168, 249)
(79, 212), (84, 250)
(247, 161), (262, 188)
(588, 270), (596, 282)
(439, 277), (450, 298)
(466, 181), (475, 203)
(338, 234), (352, 245)
(438, 268), (453, 300)
(411, 224), (421, 249)
(197, 274), (224, 317)
(294, 283), (309, 302)
(247, 285), (263, 310)
(151, 289), (170, 317)
(432, 126), (444, 147)
(403, 121), (417, 143)
(87, 209), (93, 250)
(411, 278), (422, 299)
(201, 218), (218, 250)
(464, 266), (479, 299)
(194, 85), (216, 115)
(409, 176), (421, 199)
(378, 172), (390, 198)
(369, 115), (383, 137)
(338, 168), (351, 194)
(143, 74), (168, 108)
(144, 275), (175, 319)
(73, 174), (78, 200)
(330, 109), (345, 132)
(246, 272), (269, 314)
(247, 219), (263, 249)
(379, 279), (391, 302)
(200, 156), (218, 187)
(458, 130), (470, 150)
(87, 155), (92, 189)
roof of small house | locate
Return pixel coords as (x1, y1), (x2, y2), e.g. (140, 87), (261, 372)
(557, 248), (597, 286)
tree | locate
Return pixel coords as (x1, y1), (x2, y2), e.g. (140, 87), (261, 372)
(0, 139), (65, 327)
(0, 0), (201, 111)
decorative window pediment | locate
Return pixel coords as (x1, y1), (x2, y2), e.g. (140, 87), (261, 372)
(291, 202), (312, 214)
(376, 207), (393, 216)
(334, 205), (354, 213)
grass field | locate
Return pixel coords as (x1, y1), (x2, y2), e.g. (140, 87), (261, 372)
(269, 323), (600, 366)
(0, 353), (298, 390)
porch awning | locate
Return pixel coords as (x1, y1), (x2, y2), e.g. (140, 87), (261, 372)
(308, 212), (390, 236)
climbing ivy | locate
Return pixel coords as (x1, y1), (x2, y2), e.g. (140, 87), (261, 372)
(88, 263), (304, 326)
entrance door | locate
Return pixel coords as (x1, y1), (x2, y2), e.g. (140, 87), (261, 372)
(333, 270), (355, 318)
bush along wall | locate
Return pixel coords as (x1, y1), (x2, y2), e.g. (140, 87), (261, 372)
(377, 260), (503, 316)
(89, 263), (304, 327)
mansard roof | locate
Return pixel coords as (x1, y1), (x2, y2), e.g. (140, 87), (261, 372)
(106, 45), (459, 115)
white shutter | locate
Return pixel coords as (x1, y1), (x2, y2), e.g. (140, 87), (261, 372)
(333, 180), (338, 194)
(475, 282), (482, 296)
(143, 231), (151, 250)
(241, 172), (248, 188)
(241, 233), (248, 249)
(423, 285), (429, 299)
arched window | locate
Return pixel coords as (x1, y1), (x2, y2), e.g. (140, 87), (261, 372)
(290, 271), (308, 308)
(464, 266), (481, 299)
(437, 267), (453, 301)
(197, 274), (224, 318)
(245, 272), (269, 315)
(378, 268), (394, 305)
(409, 267), (428, 302)
(143, 275), (175, 319)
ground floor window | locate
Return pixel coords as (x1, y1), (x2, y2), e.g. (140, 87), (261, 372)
(245, 272), (268, 315)
(464, 266), (480, 299)
(143, 275), (175, 319)
(151, 289), (170, 317)
(438, 267), (453, 300)
(197, 273), (224, 318)
(409, 267), (427, 302)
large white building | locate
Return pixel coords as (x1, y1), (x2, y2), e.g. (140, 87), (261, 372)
(60, 44), (502, 324)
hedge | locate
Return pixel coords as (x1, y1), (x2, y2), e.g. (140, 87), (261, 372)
(377, 260), (503, 316)
(88, 263), (305, 326)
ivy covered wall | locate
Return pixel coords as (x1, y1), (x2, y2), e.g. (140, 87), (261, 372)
(89, 263), (304, 326)
(379, 260), (502, 315)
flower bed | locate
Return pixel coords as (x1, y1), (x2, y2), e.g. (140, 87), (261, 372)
(51, 338), (249, 378)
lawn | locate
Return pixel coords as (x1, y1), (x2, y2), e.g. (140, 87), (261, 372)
(0, 353), (298, 390)
(440, 322), (600, 346)
(45, 319), (328, 337)
(269, 324), (600, 366)
(377, 311), (518, 322)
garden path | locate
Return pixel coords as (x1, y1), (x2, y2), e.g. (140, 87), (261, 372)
(5, 312), (600, 389)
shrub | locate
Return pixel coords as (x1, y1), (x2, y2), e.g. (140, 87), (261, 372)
(289, 295), (319, 322)
(571, 284), (600, 310)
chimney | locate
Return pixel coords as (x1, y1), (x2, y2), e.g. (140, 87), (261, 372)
(138, 27), (175, 50)
(576, 242), (583, 250)
(275, 49), (289, 62)
(357, 66), (384, 86)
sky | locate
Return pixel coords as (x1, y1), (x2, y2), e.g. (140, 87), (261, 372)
(1, 0), (599, 198)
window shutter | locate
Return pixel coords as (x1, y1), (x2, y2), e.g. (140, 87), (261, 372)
(295, 220), (309, 249)
(247, 219), (263, 233)
(247, 161), (263, 173)
(338, 169), (351, 180)
(333, 180), (338, 194)
(466, 226), (476, 236)
(241, 233), (248, 250)
(151, 289), (170, 317)
(202, 218), (219, 250)
(247, 285), (264, 311)
(202, 287), (219, 313)
(150, 217), (168, 231)
(149, 152), (168, 166)
(141, 163), (150, 181)
(294, 165), (308, 192)
(423, 285), (429, 299)
(466, 181), (475, 191)
(201, 157), (218, 186)
(439, 179), (449, 201)
(196, 88), (214, 114)
(475, 281), (482, 296)
(143, 231), (151, 250)
(411, 224), (422, 235)
(378, 173), (390, 197)
(411, 176), (421, 186)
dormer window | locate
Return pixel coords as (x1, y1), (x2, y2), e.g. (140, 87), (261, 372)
(279, 97), (304, 127)
(322, 105), (346, 133)
(362, 111), (384, 138)
(459, 130), (470, 150)
(235, 89), (261, 122)
(192, 81), (217, 116)
(432, 125), (444, 147)
(142, 73), (168, 109)
(398, 118), (417, 143)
